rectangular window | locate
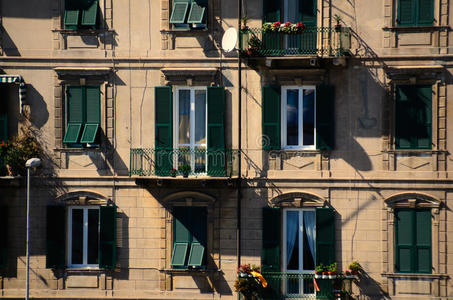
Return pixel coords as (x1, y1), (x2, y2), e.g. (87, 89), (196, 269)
(175, 87), (207, 173)
(64, 0), (99, 30)
(397, 0), (434, 27)
(395, 209), (432, 273)
(281, 86), (316, 149)
(395, 85), (432, 149)
(67, 207), (99, 268)
(63, 85), (100, 147)
(283, 209), (315, 295)
(170, 0), (207, 29)
(171, 206), (207, 268)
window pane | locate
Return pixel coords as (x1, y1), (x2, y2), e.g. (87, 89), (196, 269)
(286, 211), (299, 270)
(194, 146), (206, 173)
(303, 278), (314, 294)
(87, 209), (99, 265)
(195, 90), (206, 145)
(303, 89), (315, 146)
(303, 211), (315, 270)
(287, 90), (299, 146)
(71, 209), (84, 265)
(178, 90), (191, 145)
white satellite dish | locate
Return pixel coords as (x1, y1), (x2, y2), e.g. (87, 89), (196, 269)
(221, 27), (238, 53)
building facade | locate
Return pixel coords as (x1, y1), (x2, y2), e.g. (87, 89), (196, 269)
(0, 0), (452, 299)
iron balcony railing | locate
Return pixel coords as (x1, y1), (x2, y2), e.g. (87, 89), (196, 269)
(130, 148), (240, 177)
(239, 26), (351, 57)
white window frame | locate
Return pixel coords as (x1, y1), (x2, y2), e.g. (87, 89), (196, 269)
(173, 86), (208, 173)
(282, 208), (316, 295)
(281, 86), (316, 150)
(67, 206), (99, 269)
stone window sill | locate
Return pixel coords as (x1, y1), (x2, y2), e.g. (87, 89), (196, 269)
(382, 26), (449, 32)
(161, 268), (221, 275)
(382, 273), (449, 279)
(383, 149), (447, 155)
(52, 29), (114, 36)
(54, 147), (103, 153)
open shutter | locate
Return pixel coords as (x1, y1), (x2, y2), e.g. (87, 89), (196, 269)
(64, 0), (80, 29)
(155, 87), (173, 176)
(262, 86), (281, 150)
(395, 86), (411, 149)
(398, 0), (416, 26)
(415, 210), (431, 273)
(316, 208), (335, 266)
(298, 0), (317, 26)
(0, 114), (8, 142)
(0, 206), (7, 269)
(207, 86), (226, 176)
(46, 206), (66, 269)
(99, 205), (117, 269)
(262, 207), (280, 300)
(418, 0), (434, 25)
(187, 1), (206, 24)
(80, 86), (100, 143)
(263, 0), (281, 22)
(81, 0), (98, 27)
(415, 86), (432, 149)
(395, 209), (413, 272)
(170, 0), (190, 24)
(316, 85), (335, 150)
(64, 86), (84, 144)
(172, 207), (191, 267)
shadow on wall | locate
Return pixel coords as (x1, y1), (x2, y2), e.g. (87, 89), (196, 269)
(114, 211), (130, 281)
(27, 85), (49, 130)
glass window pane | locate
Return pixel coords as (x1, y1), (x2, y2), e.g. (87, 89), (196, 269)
(287, 89), (299, 146)
(286, 211), (299, 270)
(303, 89), (315, 146)
(194, 146), (206, 173)
(195, 90), (206, 145)
(178, 90), (191, 145)
(71, 209), (84, 265)
(87, 209), (99, 265)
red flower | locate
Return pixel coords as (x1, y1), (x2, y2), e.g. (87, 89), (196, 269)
(285, 21), (291, 27)
(273, 21), (281, 27)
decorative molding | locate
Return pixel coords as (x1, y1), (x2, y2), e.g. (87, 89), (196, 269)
(384, 192), (442, 209)
(270, 192), (326, 207)
(161, 191), (216, 205)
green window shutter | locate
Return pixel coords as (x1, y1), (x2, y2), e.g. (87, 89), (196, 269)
(63, 123), (82, 143)
(85, 86), (100, 124)
(0, 114), (8, 142)
(415, 210), (431, 273)
(171, 243), (189, 266)
(190, 207), (207, 245)
(0, 206), (7, 269)
(99, 205), (117, 269)
(262, 86), (281, 150)
(395, 86), (412, 149)
(155, 87), (173, 176)
(46, 206), (66, 269)
(398, 0), (416, 26)
(298, 0), (317, 26)
(395, 209), (414, 272)
(187, 243), (205, 267)
(80, 124), (99, 143)
(67, 86), (84, 123)
(316, 208), (335, 266)
(187, 2), (206, 24)
(81, 0), (98, 27)
(64, 10), (80, 29)
(261, 207), (281, 300)
(418, 0), (434, 25)
(316, 85), (335, 150)
(207, 86), (226, 176)
(263, 0), (281, 22)
(415, 86), (432, 149)
(172, 207), (191, 267)
(170, 1), (190, 24)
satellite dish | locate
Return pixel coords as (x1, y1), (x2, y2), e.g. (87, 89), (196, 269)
(221, 27), (238, 53)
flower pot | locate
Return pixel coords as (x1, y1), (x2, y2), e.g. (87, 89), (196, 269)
(328, 275), (335, 279)
(322, 273), (328, 279)
(314, 274), (321, 279)
(182, 172), (189, 178)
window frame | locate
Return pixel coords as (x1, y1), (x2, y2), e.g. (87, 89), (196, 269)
(67, 206), (100, 269)
(64, 0), (100, 30)
(396, 0), (434, 27)
(281, 86), (317, 150)
(169, 0), (208, 30)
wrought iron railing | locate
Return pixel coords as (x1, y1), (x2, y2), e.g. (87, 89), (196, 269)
(130, 148), (240, 177)
(239, 26), (351, 57)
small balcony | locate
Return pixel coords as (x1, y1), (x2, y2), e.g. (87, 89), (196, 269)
(130, 148), (240, 178)
(239, 26), (351, 58)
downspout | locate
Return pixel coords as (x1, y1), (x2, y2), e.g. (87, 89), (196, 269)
(236, 0), (242, 268)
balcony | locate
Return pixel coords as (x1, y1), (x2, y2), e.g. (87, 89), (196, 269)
(239, 26), (351, 58)
(130, 148), (239, 178)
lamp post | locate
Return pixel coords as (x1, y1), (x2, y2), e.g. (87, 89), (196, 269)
(25, 158), (41, 300)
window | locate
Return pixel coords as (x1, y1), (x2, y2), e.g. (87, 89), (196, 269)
(46, 205), (116, 269)
(395, 85), (432, 149)
(169, 0), (207, 29)
(63, 85), (100, 147)
(171, 206), (207, 268)
(394, 209), (432, 273)
(0, 206), (7, 269)
(397, 0), (434, 27)
(64, 0), (99, 30)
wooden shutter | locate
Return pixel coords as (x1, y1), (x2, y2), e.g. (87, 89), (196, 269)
(316, 85), (335, 150)
(415, 210), (431, 273)
(395, 209), (414, 272)
(262, 86), (281, 150)
(155, 87), (173, 176)
(170, 0), (190, 24)
(187, 1), (206, 24)
(0, 114), (8, 142)
(316, 208), (335, 266)
(262, 207), (280, 300)
(81, 86), (100, 143)
(398, 0), (416, 26)
(298, 0), (317, 26)
(99, 205), (117, 269)
(418, 0), (434, 25)
(263, 0), (281, 22)
(172, 207), (191, 267)
(0, 206), (7, 269)
(415, 86), (432, 149)
(81, 0), (98, 27)
(64, 86), (84, 143)
(46, 206), (66, 269)
(207, 86), (226, 176)
(395, 86), (411, 149)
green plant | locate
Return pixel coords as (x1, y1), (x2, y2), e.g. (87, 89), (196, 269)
(241, 15), (249, 30)
(248, 35), (262, 49)
(179, 164), (191, 173)
(315, 264), (325, 274)
(348, 261), (362, 272)
(327, 262), (338, 273)
(0, 133), (41, 176)
(334, 14), (342, 25)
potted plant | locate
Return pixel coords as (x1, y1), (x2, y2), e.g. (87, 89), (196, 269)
(247, 35), (261, 56)
(334, 14), (342, 31)
(241, 15), (249, 31)
(179, 164), (191, 177)
(327, 262), (337, 279)
(315, 264), (324, 279)
(169, 168), (177, 177)
(234, 264), (266, 300)
(348, 261), (362, 275)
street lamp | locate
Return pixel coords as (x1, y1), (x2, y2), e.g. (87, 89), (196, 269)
(25, 158), (41, 300)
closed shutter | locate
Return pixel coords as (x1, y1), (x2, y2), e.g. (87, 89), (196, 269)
(81, 0), (98, 27)
(207, 86), (226, 176)
(0, 206), (7, 269)
(262, 86), (281, 150)
(81, 86), (100, 143)
(316, 85), (335, 150)
(395, 209), (414, 272)
(415, 86), (432, 149)
(64, 86), (84, 144)
(418, 0), (434, 25)
(263, 0), (281, 22)
(46, 206), (66, 269)
(315, 208), (335, 266)
(398, 0), (416, 26)
(99, 205), (117, 269)
(0, 114), (8, 142)
(262, 207), (280, 300)
(415, 210), (431, 273)
(64, 0), (80, 30)
(155, 87), (173, 176)
(298, 0), (316, 26)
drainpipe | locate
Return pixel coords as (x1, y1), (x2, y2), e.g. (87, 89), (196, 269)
(236, 0), (242, 269)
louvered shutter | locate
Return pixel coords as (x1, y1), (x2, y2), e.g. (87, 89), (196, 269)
(80, 86), (100, 143)
(155, 87), (173, 176)
(188, 0), (207, 24)
(170, 0), (190, 24)
(316, 208), (335, 266)
(81, 0), (98, 27)
(187, 207), (206, 267)
(298, 0), (316, 26)
(172, 207), (190, 267)
(0, 206), (7, 269)
(64, 86), (84, 143)
(418, 0), (434, 25)
(415, 210), (431, 273)
(316, 85), (335, 150)
(415, 86), (432, 149)
(99, 205), (117, 269)
(46, 206), (66, 269)
(262, 86), (281, 150)
(398, 0), (416, 26)
(262, 207), (280, 300)
(395, 209), (414, 272)
(263, 0), (281, 22)
(207, 86), (226, 176)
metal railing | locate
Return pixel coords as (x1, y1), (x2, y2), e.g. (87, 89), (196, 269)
(130, 148), (240, 177)
(239, 26), (351, 57)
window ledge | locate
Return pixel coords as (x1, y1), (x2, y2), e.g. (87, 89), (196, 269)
(382, 26), (449, 32)
(160, 28), (209, 34)
(383, 149), (446, 154)
(161, 268), (221, 275)
(54, 147), (102, 153)
(66, 268), (104, 274)
(382, 273), (449, 279)
(52, 29), (114, 36)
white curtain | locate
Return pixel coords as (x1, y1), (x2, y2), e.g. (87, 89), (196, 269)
(286, 211), (299, 268)
(303, 211), (315, 265)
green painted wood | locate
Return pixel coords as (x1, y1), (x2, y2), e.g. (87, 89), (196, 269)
(262, 207), (280, 300)
(262, 86), (281, 150)
(398, 0), (416, 26)
(171, 243), (189, 266)
(155, 87), (173, 176)
(85, 86), (100, 124)
(187, 2), (206, 24)
(81, 0), (98, 26)
(63, 123), (82, 143)
(299, 0), (317, 26)
(418, 0), (434, 25)
(64, 9), (80, 28)
(316, 208), (335, 266)
(263, 0), (281, 22)
(415, 210), (431, 273)
(395, 209), (413, 272)
(316, 85), (335, 150)
(0, 206), (7, 269)
(80, 124), (99, 143)
(99, 205), (117, 269)
(187, 243), (205, 267)
(46, 206), (66, 269)
(67, 86), (84, 123)
(207, 86), (225, 176)
(173, 207), (191, 243)
(0, 114), (8, 142)
(170, 2), (189, 24)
